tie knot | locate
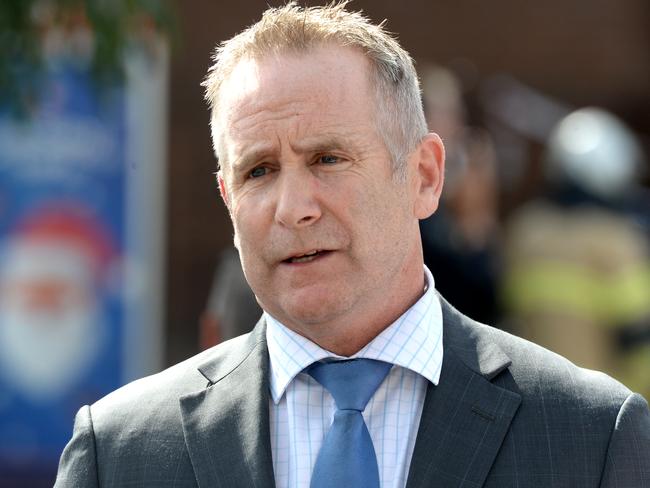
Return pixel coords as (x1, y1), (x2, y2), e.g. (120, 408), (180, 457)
(306, 359), (392, 411)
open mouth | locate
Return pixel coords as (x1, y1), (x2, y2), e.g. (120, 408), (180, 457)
(284, 250), (330, 264)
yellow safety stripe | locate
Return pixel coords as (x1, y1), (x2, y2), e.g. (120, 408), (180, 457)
(503, 262), (650, 326)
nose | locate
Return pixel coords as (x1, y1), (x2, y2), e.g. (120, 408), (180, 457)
(274, 169), (322, 228)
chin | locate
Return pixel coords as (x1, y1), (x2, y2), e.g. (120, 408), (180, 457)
(276, 293), (352, 329)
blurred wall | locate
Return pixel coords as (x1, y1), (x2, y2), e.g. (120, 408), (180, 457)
(165, 0), (650, 365)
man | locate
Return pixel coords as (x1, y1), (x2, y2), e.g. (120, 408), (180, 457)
(56, 3), (650, 487)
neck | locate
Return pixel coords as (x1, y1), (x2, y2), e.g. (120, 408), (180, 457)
(302, 270), (427, 356)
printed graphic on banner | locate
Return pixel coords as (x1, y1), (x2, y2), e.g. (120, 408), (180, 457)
(0, 59), (126, 480)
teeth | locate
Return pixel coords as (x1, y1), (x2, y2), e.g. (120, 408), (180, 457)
(292, 255), (315, 263)
(290, 250), (320, 263)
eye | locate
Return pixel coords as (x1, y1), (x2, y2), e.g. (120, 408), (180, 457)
(319, 154), (339, 165)
(249, 166), (268, 178)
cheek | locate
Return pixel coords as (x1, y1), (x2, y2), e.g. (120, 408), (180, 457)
(356, 184), (400, 226)
(230, 199), (268, 258)
(231, 214), (252, 253)
(365, 188), (413, 245)
(230, 193), (261, 236)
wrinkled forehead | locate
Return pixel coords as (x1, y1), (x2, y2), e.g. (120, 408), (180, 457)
(213, 46), (379, 165)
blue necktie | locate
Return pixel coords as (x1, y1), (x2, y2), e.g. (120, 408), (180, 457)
(306, 359), (392, 488)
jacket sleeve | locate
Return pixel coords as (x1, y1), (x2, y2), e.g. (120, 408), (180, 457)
(599, 392), (650, 487)
(54, 405), (100, 488)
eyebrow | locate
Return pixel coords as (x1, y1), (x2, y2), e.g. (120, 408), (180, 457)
(229, 133), (362, 173)
(230, 144), (276, 173)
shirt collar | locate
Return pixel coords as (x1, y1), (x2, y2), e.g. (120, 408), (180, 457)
(265, 266), (444, 404)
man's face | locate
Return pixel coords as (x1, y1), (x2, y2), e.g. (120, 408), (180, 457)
(217, 45), (442, 351)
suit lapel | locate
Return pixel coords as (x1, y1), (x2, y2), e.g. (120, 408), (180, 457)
(179, 320), (275, 488)
(406, 299), (522, 487)
(177, 298), (520, 487)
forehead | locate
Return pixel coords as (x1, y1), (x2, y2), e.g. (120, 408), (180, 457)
(214, 46), (378, 157)
(221, 44), (373, 105)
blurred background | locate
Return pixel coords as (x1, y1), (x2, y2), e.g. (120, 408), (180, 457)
(0, 0), (649, 485)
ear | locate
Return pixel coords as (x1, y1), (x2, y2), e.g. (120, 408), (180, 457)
(412, 132), (445, 219)
(217, 172), (230, 209)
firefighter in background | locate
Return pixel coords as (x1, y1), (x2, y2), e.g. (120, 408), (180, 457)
(503, 107), (650, 398)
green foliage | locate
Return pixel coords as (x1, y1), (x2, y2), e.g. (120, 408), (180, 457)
(0, 0), (176, 115)
(0, 0), (41, 115)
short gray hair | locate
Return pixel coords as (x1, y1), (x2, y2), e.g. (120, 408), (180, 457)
(202, 1), (427, 179)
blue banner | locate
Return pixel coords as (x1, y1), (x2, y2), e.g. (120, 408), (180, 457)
(0, 59), (127, 484)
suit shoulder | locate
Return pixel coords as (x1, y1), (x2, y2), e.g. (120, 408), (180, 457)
(482, 323), (634, 407)
(62, 330), (264, 481)
(91, 332), (254, 421)
(441, 307), (650, 482)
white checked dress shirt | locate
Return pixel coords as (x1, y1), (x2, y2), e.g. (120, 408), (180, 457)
(266, 266), (444, 488)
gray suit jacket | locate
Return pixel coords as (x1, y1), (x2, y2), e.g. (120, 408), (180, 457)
(55, 298), (650, 487)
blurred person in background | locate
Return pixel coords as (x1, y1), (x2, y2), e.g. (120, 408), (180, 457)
(419, 65), (502, 325)
(503, 107), (650, 399)
(56, 4), (650, 487)
(199, 248), (261, 348)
